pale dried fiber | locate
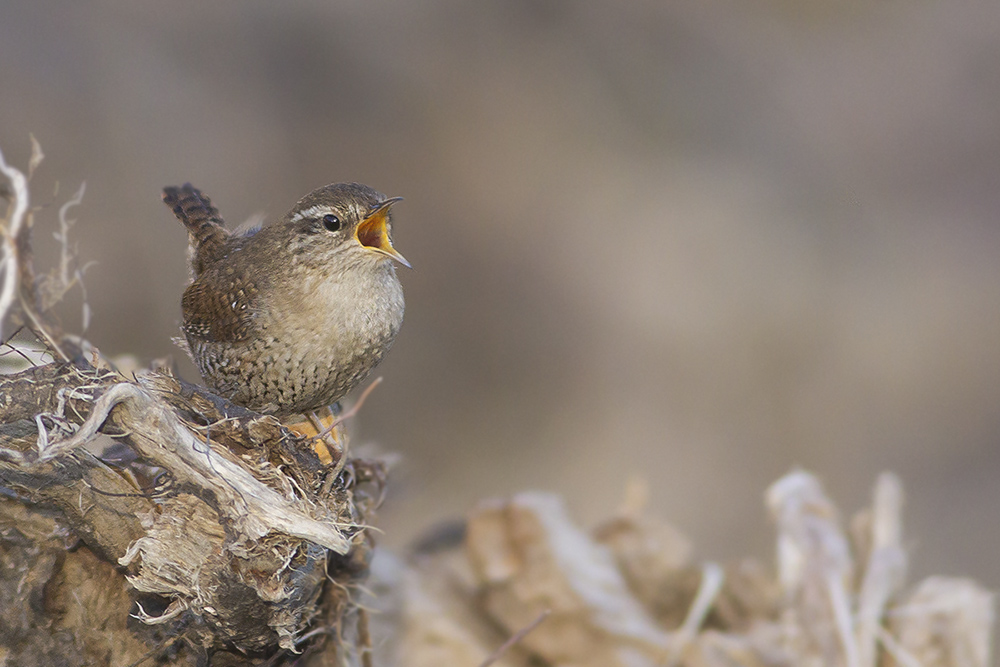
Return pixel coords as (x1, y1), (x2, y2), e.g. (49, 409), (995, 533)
(466, 492), (673, 666)
(390, 471), (993, 667)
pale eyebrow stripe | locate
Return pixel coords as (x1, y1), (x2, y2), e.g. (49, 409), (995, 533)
(288, 205), (337, 223)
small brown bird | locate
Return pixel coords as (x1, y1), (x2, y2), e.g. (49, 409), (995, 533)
(162, 182), (408, 416)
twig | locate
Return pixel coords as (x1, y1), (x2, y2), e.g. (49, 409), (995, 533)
(314, 376), (384, 442)
(0, 140), (77, 361)
(51, 182), (93, 331)
(55, 183), (86, 295)
(478, 609), (551, 667)
(20, 295), (71, 362)
(856, 473), (906, 667)
(358, 607), (373, 667)
(315, 376), (383, 482)
(875, 626), (922, 667)
(0, 144), (29, 337)
(663, 561), (725, 666)
(828, 569), (860, 667)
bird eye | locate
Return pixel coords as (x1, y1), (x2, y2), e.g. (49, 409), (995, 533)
(322, 214), (342, 232)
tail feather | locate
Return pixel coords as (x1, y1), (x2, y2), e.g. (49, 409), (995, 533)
(162, 184), (229, 277)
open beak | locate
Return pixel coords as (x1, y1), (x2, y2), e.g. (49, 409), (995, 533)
(355, 196), (410, 268)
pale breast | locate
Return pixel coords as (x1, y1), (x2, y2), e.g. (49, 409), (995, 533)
(205, 263), (404, 415)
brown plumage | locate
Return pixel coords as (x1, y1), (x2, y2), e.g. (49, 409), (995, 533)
(163, 183), (408, 416)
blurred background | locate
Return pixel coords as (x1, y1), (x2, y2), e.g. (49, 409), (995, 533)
(2, 0), (999, 601)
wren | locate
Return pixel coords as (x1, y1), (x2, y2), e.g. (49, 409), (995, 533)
(163, 183), (408, 416)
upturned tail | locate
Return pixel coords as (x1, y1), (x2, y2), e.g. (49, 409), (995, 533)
(162, 184), (229, 277)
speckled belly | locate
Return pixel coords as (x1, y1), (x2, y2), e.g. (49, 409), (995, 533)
(190, 335), (392, 416)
